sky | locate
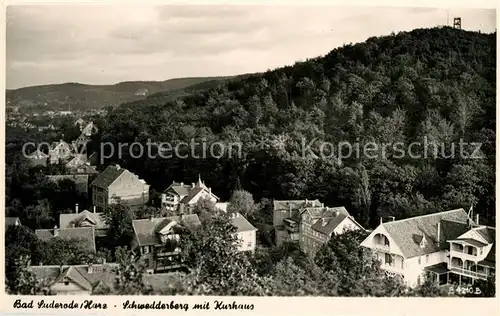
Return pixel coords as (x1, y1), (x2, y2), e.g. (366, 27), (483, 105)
(6, 5), (497, 89)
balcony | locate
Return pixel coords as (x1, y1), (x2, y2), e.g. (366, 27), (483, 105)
(449, 267), (488, 280)
(381, 263), (404, 275)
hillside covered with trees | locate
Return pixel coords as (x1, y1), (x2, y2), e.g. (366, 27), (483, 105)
(99, 26), (496, 228)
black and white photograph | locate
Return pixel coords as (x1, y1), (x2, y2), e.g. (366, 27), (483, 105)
(3, 1), (497, 306)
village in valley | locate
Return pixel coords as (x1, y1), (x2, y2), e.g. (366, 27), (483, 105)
(4, 115), (496, 295)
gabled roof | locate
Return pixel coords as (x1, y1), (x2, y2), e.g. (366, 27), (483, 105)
(231, 213), (257, 233)
(132, 214), (201, 246)
(381, 209), (470, 258)
(30, 263), (118, 292)
(27, 149), (48, 159)
(165, 179), (219, 203)
(35, 227), (96, 253)
(474, 226), (495, 244)
(81, 122), (98, 137)
(309, 207), (351, 235)
(91, 165), (126, 188)
(59, 211), (108, 230)
(66, 154), (87, 168)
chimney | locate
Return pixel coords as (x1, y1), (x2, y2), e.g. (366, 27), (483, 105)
(93, 205), (96, 213)
(87, 263), (93, 274)
(59, 265), (63, 274)
(192, 183), (195, 188)
(476, 214), (479, 225)
(75, 203), (79, 213)
(180, 182), (184, 186)
(54, 225), (59, 237)
(305, 198), (308, 205)
(335, 210), (339, 217)
(209, 188), (211, 194)
(389, 216), (395, 222)
(116, 164), (120, 170)
(437, 222), (441, 244)
(380, 217), (383, 225)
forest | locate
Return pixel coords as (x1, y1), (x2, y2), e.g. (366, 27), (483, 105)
(101, 26), (496, 228)
(4, 26), (496, 296)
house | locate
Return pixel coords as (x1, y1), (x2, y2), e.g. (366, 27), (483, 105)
(161, 176), (218, 214)
(135, 88), (149, 96)
(273, 199), (324, 246)
(35, 226), (96, 253)
(59, 206), (108, 237)
(74, 118), (85, 129)
(81, 121), (98, 137)
(230, 212), (258, 252)
(5, 217), (22, 228)
(49, 139), (74, 164)
(46, 174), (89, 196)
(90, 165), (150, 212)
(360, 209), (495, 287)
(30, 263), (185, 295)
(131, 214), (201, 273)
(25, 149), (48, 167)
(300, 206), (364, 257)
(67, 163), (99, 178)
(72, 133), (91, 148)
(30, 263), (117, 295)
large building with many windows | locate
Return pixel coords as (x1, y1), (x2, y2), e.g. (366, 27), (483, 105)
(300, 206), (364, 257)
(360, 209), (495, 287)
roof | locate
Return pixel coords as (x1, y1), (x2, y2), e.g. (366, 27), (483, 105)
(132, 215), (201, 246)
(165, 179), (219, 203)
(231, 213), (257, 233)
(91, 165), (125, 188)
(46, 174), (89, 194)
(27, 149), (48, 159)
(68, 163), (99, 175)
(424, 262), (449, 274)
(82, 122), (98, 136)
(30, 263), (118, 292)
(309, 207), (350, 235)
(35, 227), (96, 253)
(59, 211), (108, 230)
(474, 226), (495, 244)
(66, 154), (87, 168)
(381, 209), (470, 258)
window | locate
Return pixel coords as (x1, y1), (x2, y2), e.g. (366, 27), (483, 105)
(247, 241), (252, 247)
(384, 236), (390, 247)
(425, 255), (429, 263)
(385, 253), (393, 265)
(418, 256), (421, 265)
(401, 259), (404, 269)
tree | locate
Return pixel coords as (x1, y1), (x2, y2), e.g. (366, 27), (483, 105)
(315, 230), (407, 296)
(191, 196), (218, 224)
(112, 247), (152, 295)
(6, 256), (52, 295)
(269, 256), (339, 296)
(411, 272), (448, 297)
(102, 203), (134, 248)
(227, 190), (257, 218)
(39, 238), (93, 266)
(178, 212), (268, 295)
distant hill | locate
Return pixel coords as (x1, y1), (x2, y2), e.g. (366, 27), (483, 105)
(6, 76), (235, 111)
